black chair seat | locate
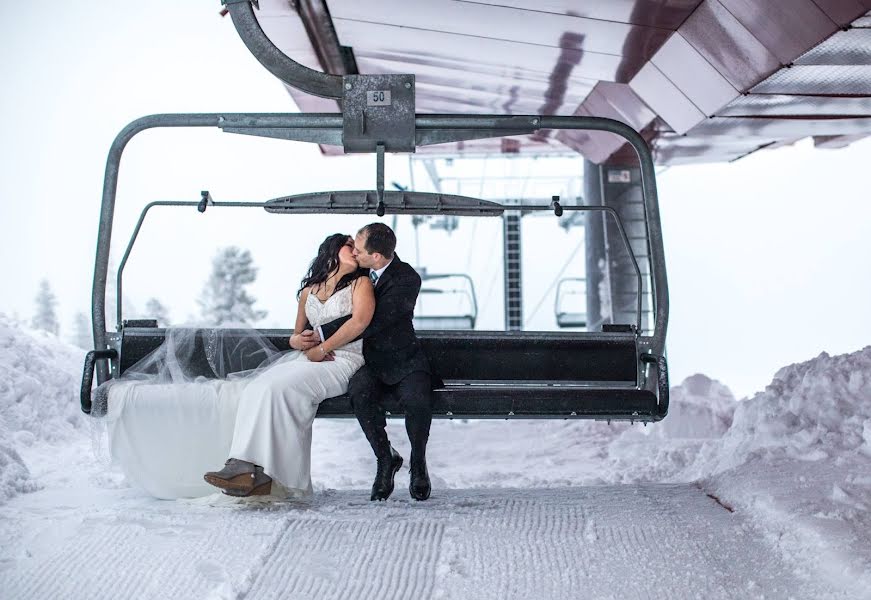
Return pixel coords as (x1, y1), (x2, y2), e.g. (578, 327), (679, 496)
(103, 327), (661, 420)
(317, 385), (657, 419)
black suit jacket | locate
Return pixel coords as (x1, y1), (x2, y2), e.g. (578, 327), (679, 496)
(320, 255), (431, 385)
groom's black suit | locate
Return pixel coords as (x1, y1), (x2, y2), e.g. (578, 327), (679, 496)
(319, 255), (433, 465)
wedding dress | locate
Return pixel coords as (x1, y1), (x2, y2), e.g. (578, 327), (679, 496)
(226, 284), (364, 495)
(100, 285), (363, 499)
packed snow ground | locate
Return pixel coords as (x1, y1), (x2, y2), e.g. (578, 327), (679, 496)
(1, 313), (870, 599)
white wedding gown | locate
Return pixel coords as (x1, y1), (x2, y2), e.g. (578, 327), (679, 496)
(104, 285), (363, 499)
(227, 285), (364, 494)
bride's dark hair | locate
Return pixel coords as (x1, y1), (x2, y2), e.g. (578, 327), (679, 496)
(298, 233), (366, 298)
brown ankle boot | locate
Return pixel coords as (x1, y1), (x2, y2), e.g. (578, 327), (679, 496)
(223, 467), (272, 497)
(204, 458), (271, 494)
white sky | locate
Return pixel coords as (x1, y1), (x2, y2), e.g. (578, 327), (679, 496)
(1, 1), (870, 399)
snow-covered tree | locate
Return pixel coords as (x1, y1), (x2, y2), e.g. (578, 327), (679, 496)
(32, 279), (60, 335)
(145, 297), (170, 327)
(71, 311), (92, 350)
(198, 246), (267, 326)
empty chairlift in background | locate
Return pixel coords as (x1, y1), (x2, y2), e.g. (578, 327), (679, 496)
(555, 277), (587, 328)
(413, 271), (478, 330)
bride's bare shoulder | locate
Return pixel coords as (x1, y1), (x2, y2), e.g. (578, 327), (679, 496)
(351, 274), (372, 290)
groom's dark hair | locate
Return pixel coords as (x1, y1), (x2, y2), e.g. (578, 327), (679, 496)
(360, 223), (396, 259)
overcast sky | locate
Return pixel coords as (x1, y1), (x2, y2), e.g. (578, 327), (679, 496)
(1, 1), (869, 399)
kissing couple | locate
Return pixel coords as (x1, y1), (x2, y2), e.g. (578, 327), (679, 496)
(204, 222), (434, 501)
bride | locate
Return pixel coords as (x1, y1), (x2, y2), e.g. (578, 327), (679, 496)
(203, 233), (374, 497)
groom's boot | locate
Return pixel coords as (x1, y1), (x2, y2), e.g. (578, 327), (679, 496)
(409, 451), (431, 501)
(371, 446), (403, 501)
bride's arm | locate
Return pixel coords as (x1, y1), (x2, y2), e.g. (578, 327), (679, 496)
(289, 287), (318, 351)
(307, 277), (375, 360)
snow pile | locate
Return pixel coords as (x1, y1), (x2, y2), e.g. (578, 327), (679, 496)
(680, 347), (871, 597)
(0, 429), (37, 503)
(652, 373), (735, 439)
(585, 373), (735, 485)
(0, 313), (85, 502)
(690, 346), (871, 478)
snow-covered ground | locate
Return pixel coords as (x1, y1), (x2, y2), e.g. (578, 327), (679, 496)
(1, 313), (869, 599)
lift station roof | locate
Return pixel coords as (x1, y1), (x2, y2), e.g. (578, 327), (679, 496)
(247, 0), (871, 164)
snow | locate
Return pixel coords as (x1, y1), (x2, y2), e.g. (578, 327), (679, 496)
(0, 314), (870, 598)
(0, 314), (85, 503)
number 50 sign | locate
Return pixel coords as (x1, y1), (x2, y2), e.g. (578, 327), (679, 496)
(367, 90), (392, 106)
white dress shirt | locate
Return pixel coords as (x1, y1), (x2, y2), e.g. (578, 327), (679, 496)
(369, 258), (393, 285)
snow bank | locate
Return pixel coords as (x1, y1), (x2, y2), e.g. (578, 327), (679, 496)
(569, 373), (736, 485)
(684, 347), (871, 596)
(687, 346), (871, 478)
(0, 432), (37, 502)
(653, 373), (735, 439)
(0, 313), (85, 502)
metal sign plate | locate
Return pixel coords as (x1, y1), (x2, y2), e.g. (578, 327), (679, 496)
(342, 74), (415, 153)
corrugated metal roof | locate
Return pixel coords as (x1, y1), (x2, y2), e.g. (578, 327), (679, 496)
(253, 0), (871, 164)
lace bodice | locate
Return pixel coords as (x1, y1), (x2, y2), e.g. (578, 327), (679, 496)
(305, 285), (363, 357)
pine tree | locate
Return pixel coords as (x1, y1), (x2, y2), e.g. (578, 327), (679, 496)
(198, 246), (267, 326)
(71, 311), (92, 349)
(32, 279), (60, 335)
(145, 298), (170, 326)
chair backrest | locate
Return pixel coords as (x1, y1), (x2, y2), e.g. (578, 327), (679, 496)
(118, 328), (638, 385)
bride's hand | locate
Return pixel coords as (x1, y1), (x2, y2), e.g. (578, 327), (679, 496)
(305, 345), (335, 362)
(290, 331), (320, 351)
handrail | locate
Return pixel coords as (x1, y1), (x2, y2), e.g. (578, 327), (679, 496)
(80, 349), (118, 414)
(115, 200), (274, 331)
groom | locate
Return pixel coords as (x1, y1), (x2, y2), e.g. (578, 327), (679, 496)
(295, 223), (433, 501)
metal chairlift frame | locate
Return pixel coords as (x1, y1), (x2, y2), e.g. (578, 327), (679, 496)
(80, 0), (669, 422)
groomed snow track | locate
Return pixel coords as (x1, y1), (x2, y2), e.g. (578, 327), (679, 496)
(1, 484), (840, 600)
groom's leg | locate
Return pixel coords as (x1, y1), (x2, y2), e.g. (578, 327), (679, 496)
(348, 366), (389, 457)
(395, 370), (433, 460)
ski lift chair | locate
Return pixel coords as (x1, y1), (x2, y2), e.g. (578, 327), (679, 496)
(413, 272), (478, 330)
(81, 1), (669, 428)
(555, 278), (587, 328)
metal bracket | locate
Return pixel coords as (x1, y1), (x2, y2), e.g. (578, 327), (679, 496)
(376, 143), (386, 215)
(342, 74), (415, 153)
(198, 190), (214, 213)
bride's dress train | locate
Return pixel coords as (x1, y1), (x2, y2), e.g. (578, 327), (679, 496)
(102, 285), (363, 499)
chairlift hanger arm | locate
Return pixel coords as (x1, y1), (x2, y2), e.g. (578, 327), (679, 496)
(223, 0), (344, 100)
